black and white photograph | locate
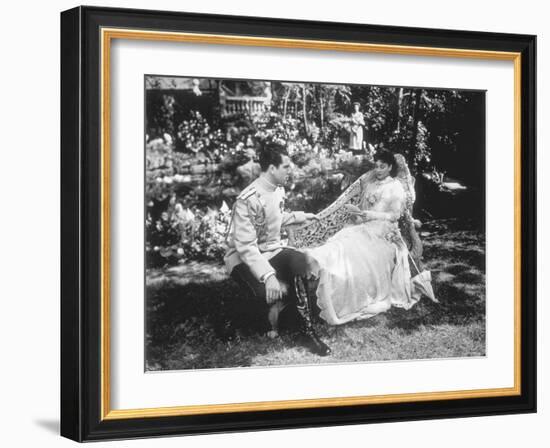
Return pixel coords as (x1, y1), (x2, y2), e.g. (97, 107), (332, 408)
(1, 0), (544, 444)
(144, 75), (486, 370)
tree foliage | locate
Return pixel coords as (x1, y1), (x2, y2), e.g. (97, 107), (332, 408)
(145, 79), (485, 267)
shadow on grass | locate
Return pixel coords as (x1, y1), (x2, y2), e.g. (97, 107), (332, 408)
(146, 218), (486, 370)
(146, 273), (307, 370)
(381, 219), (486, 333)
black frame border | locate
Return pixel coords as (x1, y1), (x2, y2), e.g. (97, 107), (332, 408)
(61, 5), (536, 442)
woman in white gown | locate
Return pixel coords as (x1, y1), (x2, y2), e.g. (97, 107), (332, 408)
(305, 150), (424, 325)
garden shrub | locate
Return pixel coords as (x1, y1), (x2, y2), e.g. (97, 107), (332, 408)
(146, 110), (375, 267)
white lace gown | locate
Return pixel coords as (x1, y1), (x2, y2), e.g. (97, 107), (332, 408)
(306, 176), (421, 325)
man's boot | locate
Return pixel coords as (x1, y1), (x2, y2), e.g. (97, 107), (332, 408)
(294, 276), (331, 356)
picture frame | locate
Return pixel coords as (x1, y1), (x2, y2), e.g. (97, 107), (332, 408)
(60, 5), (536, 442)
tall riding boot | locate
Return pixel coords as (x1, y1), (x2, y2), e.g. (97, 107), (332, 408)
(294, 276), (331, 356)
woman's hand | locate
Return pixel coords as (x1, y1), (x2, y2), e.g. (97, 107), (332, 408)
(362, 210), (374, 221)
(350, 214), (363, 225)
(343, 204), (361, 214)
(363, 210), (398, 222)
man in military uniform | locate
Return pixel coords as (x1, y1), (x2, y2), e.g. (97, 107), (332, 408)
(225, 142), (331, 356)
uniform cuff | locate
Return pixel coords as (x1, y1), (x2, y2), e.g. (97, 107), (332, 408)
(260, 271), (276, 283)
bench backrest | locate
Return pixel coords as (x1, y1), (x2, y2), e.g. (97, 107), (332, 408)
(287, 154), (416, 249)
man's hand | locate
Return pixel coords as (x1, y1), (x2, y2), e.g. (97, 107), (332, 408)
(265, 275), (282, 304)
(303, 213), (319, 221)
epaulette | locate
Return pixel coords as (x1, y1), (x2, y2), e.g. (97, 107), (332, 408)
(237, 186), (257, 201)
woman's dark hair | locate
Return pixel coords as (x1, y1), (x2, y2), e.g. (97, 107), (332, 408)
(258, 142), (288, 172)
(374, 149), (398, 177)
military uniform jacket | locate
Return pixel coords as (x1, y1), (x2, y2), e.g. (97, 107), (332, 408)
(224, 176), (308, 281)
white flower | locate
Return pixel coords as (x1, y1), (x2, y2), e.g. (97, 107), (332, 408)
(182, 208), (195, 221)
(220, 201), (230, 214)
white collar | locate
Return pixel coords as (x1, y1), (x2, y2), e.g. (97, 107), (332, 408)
(258, 175), (278, 192)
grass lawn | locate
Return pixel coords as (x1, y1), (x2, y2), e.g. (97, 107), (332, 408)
(145, 218), (486, 371)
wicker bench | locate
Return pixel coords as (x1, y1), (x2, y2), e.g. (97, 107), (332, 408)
(287, 154), (423, 271)
(267, 154), (425, 334)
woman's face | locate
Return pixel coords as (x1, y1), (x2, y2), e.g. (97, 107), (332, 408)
(374, 159), (392, 180)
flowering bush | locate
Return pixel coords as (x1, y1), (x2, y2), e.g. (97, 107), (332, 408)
(146, 201), (232, 268)
(176, 111), (229, 162)
(325, 113), (352, 153)
(145, 109), (378, 267)
(286, 152), (374, 212)
(252, 112), (303, 147)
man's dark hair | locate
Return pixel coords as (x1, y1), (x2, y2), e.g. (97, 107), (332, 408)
(258, 142), (288, 172)
(374, 149), (398, 177)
